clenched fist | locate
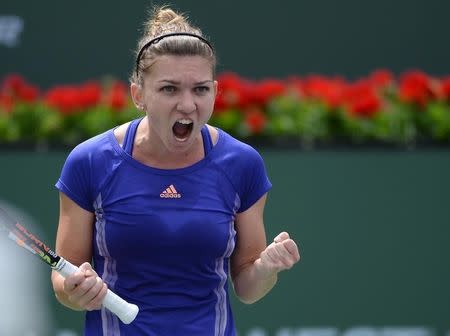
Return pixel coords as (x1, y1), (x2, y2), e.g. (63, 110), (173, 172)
(255, 232), (300, 278)
(63, 262), (108, 311)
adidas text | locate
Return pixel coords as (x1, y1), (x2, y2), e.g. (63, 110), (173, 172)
(160, 193), (181, 198)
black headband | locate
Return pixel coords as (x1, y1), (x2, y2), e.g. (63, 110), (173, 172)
(135, 32), (214, 76)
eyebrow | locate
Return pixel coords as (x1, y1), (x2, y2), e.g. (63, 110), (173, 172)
(158, 80), (214, 85)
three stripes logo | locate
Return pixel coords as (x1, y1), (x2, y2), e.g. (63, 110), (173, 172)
(160, 184), (182, 198)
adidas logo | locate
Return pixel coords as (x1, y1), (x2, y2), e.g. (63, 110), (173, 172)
(160, 184), (182, 198)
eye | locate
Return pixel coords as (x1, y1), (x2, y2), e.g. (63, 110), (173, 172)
(194, 86), (210, 94)
(160, 85), (177, 93)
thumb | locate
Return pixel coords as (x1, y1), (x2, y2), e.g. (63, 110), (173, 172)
(273, 231), (290, 243)
(78, 262), (93, 273)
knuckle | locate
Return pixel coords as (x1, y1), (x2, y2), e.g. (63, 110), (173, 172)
(78, 279), (94, 292)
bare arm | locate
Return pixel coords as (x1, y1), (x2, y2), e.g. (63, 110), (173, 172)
(230, 194), (300, 304)
(51, 192), (107, 311)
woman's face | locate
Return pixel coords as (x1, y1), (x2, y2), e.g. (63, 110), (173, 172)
(133, 55), (217, 153)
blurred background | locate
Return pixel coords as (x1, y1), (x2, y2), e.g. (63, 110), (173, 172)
(2, 0), (450, 86)
(1, 0), (449, 335)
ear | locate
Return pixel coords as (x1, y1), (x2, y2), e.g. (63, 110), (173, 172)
(213, 80), (218, 99)
(130, 82), (143, 109)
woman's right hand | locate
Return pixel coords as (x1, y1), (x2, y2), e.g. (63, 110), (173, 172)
(63, 262), (108, 311)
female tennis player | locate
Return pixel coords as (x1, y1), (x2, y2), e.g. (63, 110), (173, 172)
(51, 6), (300, 335)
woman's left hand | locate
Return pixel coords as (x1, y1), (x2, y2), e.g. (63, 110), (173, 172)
(254, 231), (301, 278)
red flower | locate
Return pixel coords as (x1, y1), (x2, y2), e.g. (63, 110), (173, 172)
(441, 76), (450, 100)
(398, 70), (433, 106)
(369, 69), (394, 88)
(1, 74), (39, 103)
(349, 91), (382, 117)
(44, 80), (127, 114)
(79, 82), (101, 108)
(215, 72), (252, 110)
(16, 83), (39, 102)
(1, 74), (25, 93)
(251, 79), (286, 105)
(0, 93), (14, 113)
(342, 80), (382, 118)
(105, 81), (128, 111)
(244, 107), (267, 134)
(301, 75), (346, 109)
(44, 85), (82, 115)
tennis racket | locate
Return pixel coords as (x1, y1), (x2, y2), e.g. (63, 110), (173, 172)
(0, 207), (139, 324)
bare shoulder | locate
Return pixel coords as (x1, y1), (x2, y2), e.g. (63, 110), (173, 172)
(113, 121), (132, 147)
(206, 124), (219, 145)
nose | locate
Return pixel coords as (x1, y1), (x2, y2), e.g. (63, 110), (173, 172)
(176, 91), (196, 113)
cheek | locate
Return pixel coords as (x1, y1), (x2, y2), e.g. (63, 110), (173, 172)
(146, 98), (173, 122)
(149, 113), (169, 131)
(205, 107), (214, 121)
(200, 98), (215, 118)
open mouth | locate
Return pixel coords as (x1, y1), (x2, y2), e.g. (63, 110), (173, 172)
(172, 119), (194, 141)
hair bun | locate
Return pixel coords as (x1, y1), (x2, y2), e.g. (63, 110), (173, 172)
(145, 7), (197, 37)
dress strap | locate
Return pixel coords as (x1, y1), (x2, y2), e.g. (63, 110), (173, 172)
(123, 117), (144, 155)
(201, 125), (213, 155)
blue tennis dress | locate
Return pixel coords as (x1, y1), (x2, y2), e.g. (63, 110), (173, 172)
(56, 118), (272, 336)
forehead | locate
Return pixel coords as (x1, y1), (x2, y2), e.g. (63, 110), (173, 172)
(147, 55), (213, 81)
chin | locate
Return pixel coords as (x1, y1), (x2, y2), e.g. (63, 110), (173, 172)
(169, 137), (195, 152)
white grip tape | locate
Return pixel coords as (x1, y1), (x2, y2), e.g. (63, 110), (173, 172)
(56, 259), (139, 324)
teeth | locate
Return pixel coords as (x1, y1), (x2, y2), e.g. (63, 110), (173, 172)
(177, 119), (193, 125)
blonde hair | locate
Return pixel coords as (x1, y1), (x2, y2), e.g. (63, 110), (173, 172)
(131, 6), (216, 84)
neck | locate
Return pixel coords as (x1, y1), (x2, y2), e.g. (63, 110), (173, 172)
(134, 118), (205, 169)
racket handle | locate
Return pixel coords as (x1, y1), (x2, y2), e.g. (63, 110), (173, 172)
(54, 258), (139, 324)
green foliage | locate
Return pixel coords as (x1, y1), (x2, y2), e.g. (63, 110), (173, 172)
(1, 72), (449, 148)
